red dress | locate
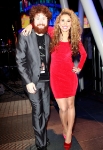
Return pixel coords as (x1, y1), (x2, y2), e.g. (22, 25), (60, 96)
(48, 27), (87, 99)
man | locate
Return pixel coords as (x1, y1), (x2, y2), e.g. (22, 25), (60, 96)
(16, 5), (52, 150)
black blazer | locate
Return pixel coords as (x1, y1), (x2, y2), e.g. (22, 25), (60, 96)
(16, 29), (50, 86)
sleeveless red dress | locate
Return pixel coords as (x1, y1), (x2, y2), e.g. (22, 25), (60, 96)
(48, 27), (87, 99)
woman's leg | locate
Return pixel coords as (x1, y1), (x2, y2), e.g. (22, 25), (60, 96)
(56, 98), (68, 136)
(65, 96), (75, 144)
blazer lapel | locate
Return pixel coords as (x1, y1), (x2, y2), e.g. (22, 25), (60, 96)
(45, 34), (49, 64)
(31, 30), (41, 63)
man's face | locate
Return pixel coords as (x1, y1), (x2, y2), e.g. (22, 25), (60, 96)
(33, 13), (48, 34)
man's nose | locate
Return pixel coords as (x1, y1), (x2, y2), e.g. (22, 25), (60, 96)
(39, 19), (43, 24)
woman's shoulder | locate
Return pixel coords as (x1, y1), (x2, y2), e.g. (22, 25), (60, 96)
(47, 26), (54, 37)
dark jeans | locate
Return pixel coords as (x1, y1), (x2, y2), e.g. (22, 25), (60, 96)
(26, 82), (50, 147)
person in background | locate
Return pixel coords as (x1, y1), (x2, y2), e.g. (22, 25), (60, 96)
(22, 8), (87, 150)
(16, 5), (52, 150)
(22, 0), (31, 9)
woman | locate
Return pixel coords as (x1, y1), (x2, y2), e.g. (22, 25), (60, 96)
(22, 8), (87, 150)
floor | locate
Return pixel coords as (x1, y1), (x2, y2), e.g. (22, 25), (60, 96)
(0, 80), (103, 150)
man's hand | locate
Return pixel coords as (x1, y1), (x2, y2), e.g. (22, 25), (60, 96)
(26, 82), (37, 94)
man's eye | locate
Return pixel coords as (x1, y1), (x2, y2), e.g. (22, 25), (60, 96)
(43, 17), (46, 20)
(35, 18), (39, 20)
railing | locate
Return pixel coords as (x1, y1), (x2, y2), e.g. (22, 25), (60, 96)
(92, 43), (103, 94)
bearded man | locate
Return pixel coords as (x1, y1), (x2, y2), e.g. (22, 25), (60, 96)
(16, 5), (52, 150)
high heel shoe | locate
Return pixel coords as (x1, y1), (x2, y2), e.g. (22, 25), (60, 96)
(64, 142), (71, 150)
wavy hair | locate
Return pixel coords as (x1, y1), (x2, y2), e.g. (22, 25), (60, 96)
(50, 8), (82, 55)
(29, 5), (52, 23)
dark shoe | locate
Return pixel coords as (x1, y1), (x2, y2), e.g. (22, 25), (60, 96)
(64, 142), (71, 150)
(36, 138), (50, 149)
(37, 146), (47, 150)
(47, 138), (50, 146)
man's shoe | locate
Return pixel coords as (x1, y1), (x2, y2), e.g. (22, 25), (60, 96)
(37, 146), (47, 150)
(47, 138), (50, 146)
(36, 138), (50, 150)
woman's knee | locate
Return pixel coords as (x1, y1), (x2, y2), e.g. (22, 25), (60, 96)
(67, 97), (75, 108)
(68, 103), (75, 109)
(59, 107), (68, 112)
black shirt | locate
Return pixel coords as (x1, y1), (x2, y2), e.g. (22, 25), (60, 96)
(36, 34), (49, 81)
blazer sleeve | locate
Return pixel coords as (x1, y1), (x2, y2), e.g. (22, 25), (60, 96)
(78, 41), (87, 69)
(16, 33), (32, 85)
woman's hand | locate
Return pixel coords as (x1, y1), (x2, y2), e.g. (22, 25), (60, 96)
(22, 24), (32, 36)
(72, 67), (81, 74)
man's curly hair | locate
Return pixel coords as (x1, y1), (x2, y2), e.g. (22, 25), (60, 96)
(29, 5), (52, 23)
(50, 8), (82, 55)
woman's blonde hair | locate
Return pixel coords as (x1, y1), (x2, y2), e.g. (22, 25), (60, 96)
(50, 8), (82, 55)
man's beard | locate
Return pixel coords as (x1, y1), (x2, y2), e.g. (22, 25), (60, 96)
(33, 24), (48, 34)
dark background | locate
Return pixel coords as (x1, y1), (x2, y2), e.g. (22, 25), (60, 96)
(0, 0), (102, 41)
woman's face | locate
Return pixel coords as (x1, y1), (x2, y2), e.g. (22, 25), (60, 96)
(59, 14), (71, 32)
